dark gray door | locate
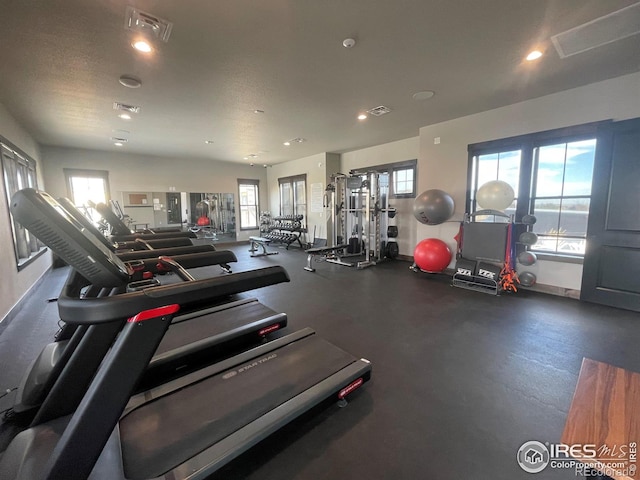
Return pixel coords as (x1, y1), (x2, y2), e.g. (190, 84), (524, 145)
(581, 117), (640, 312)
(166, 192), (182, 224)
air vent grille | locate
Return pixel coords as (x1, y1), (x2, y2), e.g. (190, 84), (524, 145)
(551, 2), (640, 58)
(124, 7), (173, 43)
(367, 106), (392, 116)
(113, 103), (141, 114)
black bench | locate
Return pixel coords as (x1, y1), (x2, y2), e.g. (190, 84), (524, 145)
(304, 244), (349, 272)
(249, 237), (279, 257)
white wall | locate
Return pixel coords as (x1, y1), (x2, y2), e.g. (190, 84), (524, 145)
(0, 103), (51, 323)
(417, 71), (640, 291)
(340, 137), (419, 256)
(41, 147), (269, 241)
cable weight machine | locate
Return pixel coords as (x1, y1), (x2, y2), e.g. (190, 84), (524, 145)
(325, 171), (398, 269)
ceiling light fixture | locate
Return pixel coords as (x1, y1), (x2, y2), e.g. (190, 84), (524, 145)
(205, 140), (215, 144)
(342, 38), (356, 48)
(114, 142), (124, 147)
(526, 50), (543, 61)
(357, 114), (367, 120)
(118, 113), (132, 120)
(283, 141), (291, 146)
(119, 75), (142, 88)
(132, 40), (153, 53)
(254, 109), (265, 114)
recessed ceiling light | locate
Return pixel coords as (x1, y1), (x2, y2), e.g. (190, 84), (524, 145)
(118, 113), (132, 120)
(526, 50), (543, 61)
(114, 142), (124, 147)
(254, 109), (265, 114)
(358, 114), (367, 120)
(412, 90), (435, 101)
(132, 40), (152, 53)
(283, 141), (291, 146)
(205, 140), (215, 144)
(342, 38), (356, 48)
(119, 75), (142, 88)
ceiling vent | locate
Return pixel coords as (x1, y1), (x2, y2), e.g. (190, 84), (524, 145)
(367, 105), (392, 117)
(124, 7), (173, 43)
(551, 2), (640, 58)
(113, 102), (141, 114)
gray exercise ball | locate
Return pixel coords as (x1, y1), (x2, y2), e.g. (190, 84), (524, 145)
(412, 189), (455, 225)
(519, 231), (539, 246)
(519, 271), (537, 287)
(517, 251), (537, 266)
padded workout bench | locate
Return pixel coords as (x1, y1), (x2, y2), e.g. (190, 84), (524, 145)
(249, 236), (279, 257)
(304, 244), (349, 272)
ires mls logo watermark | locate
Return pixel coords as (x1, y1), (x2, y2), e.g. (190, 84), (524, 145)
(517, 441), (550, 473)
(517, 441), (637, 477)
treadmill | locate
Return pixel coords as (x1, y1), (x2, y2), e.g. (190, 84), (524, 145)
(95, 201), (198, 242)
(58, 197), (209, 253)
(1, 191), (372, 480)
(6, 189), (291, 418)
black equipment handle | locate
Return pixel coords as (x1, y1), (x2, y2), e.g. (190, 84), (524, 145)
(58, 266), (290, 324)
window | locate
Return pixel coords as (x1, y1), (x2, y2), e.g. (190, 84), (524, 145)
(1, 140), (46, 269)
(469, 149), (521, 219)
(530, 139), (596, 255)
(238, 179), (259, 229)
(64, 169), (110, 225)
(351, 159), (417, 198)
(392, 166), (415, 197)
(467, 122), (602, 258)
(279, 174), (306, 217)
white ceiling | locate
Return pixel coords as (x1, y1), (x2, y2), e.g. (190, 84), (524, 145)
(1, 0), (639, 165)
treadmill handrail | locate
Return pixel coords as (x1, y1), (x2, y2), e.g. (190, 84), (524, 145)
(58, 266), (290, 324)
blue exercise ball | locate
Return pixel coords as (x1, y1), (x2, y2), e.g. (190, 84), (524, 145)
(413, 189), (455, 225)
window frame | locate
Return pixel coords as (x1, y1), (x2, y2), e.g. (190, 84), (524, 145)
(466, 121), (608, 261)
(237, 178), (260, 230)
(1, 137), (47, 270)
(278, 174), (307, 217)
(352, 159), (417, 198)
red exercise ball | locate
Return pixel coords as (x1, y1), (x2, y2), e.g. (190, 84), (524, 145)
(413, 238), (452, 273)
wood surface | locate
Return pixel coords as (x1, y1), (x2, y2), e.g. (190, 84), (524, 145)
(562, 358), (640, 480)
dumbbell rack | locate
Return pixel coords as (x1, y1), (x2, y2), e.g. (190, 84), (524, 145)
(264, 215), (306, 250)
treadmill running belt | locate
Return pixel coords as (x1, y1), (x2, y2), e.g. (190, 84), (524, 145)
(120, 335), (355, 479)
(153, 300), (276, 357)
